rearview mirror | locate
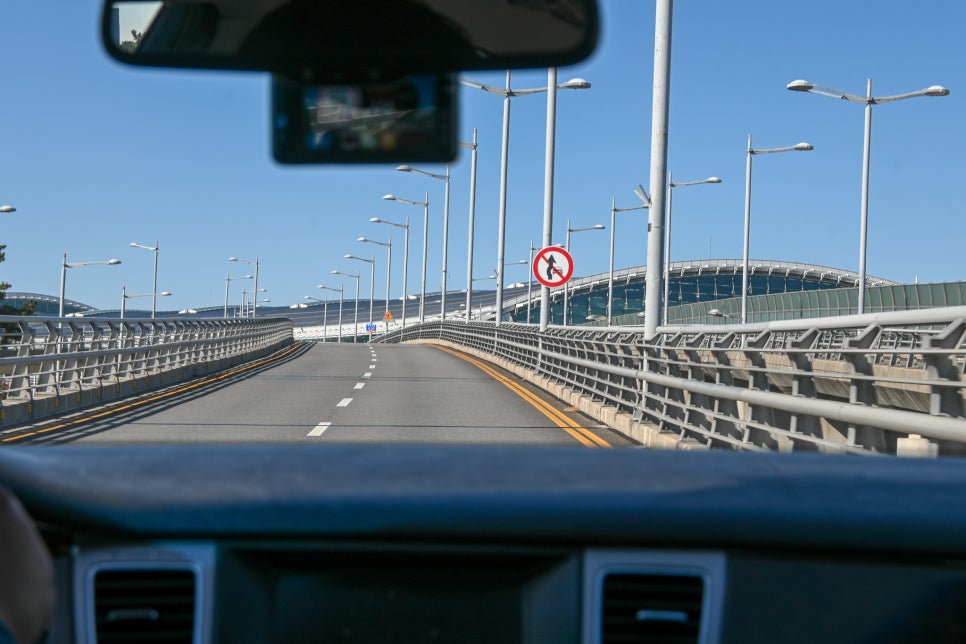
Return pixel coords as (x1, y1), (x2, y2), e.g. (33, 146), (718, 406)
(102, 0), (599, 83)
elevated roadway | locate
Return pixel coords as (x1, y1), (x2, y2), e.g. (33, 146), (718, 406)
(15, 343), (629, 447)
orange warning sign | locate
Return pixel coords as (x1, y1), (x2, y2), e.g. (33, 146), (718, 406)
(384, 310), (394, 321)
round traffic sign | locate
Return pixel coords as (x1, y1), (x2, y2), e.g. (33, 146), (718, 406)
(533, 246), (574, 288)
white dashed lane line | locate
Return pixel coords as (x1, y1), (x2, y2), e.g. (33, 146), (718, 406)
(354, 383), (365, 390)
(337, 398), (353, 407)
(308, 422), (331, 437)
(363, 372), (372, 378)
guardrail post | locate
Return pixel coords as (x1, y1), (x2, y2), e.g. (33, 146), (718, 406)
(842, 324), (886, 451)
(923, 318), (966, 418)
(741, 330), (784, 450)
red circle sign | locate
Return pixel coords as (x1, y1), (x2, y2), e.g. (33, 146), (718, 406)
(533, 246), (574, 288)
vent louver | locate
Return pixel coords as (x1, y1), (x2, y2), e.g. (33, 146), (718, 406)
(601, 573), (704, 644)
(93, 568), (196, 644)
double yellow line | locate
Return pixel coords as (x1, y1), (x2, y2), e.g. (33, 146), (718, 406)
(2, 343), (304, 444)
(432, 344), (611, 448)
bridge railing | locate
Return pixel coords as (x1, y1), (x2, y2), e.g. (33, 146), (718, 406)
(376, 308), (966, 456)
(0, 317), (293, 427)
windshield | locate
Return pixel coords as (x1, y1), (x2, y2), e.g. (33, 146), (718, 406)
(0, 2), (962, 454)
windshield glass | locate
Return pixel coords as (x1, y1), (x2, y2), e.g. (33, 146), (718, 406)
(0, 2), (962, 454)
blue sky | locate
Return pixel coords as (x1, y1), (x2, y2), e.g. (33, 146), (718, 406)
(0, 1), (963, 313)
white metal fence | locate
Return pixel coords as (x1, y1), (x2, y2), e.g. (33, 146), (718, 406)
(0, 316), (293, 427)
(376, 308), (966, 456)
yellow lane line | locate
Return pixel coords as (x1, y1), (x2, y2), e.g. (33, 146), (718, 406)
(431, 344), (611, 448)
(2, 343), (305, 443)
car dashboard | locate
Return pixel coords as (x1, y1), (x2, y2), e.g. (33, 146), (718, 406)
(6, 444), (966, 644)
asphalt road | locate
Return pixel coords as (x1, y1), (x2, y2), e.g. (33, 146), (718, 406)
(32, 343), (631, 446)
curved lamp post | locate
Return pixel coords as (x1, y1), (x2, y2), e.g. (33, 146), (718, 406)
(742, 136), (813, 323)
(787, 78), (949, 314)
(59, 254), (121, 318)
(664, 174), (721, 324)
(462, 71), (591, 327)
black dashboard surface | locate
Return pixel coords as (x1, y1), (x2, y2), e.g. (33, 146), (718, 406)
(1, 444), (964, 554)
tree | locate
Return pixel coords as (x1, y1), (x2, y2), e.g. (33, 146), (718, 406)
(118, 29), (143, 54)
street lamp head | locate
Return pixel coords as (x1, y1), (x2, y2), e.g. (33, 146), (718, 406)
(793, 143), (814, 151)
(707, 177), (722, 184)
(331, 270), (340, 275)
(924, 85), (950, 97)
(159, 291), (172, 296)
(592, 224), (605, 230)
(107, 259), (122, 265)
(633, 185), (652, 207)
(382, 194), (396, 201)
(0, 205), (15, 213)
(561, 77), (591, 90)
(396, 165), (413, 172)
(357, 236), (369, 242)
(786, 79), (813, 92)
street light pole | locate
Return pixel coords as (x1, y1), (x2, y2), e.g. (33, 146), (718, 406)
(224, 273), (252, 318)
(359, 237), (392, 322)
(664, 174), (721, 325)
(397, 164), (451, 319)
(129, 241), (159, 318)
(383, 194), (428, 322)
(608, 198), (650, 326)
(122, 286), (171, 320)
(303, 296), (329, 339)
(370, 217), (409, 327)
(345, 255), (375, 324)
(332, 270), (361, 342)
(462, 71), (590, 328)
(229, 256), (260, 317)
(562, 220), (605, 326)
(462, 130), (478, 325)
(787, 78), (949, 314)
(741, 136), (813, 323)
(318, 285), (344, 342)
(59, 253), (122, 318)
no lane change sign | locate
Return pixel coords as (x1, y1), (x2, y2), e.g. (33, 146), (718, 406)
(533, 246), (574, 288)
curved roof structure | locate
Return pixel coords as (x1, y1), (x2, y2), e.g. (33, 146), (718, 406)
(504, 258), (897, 324)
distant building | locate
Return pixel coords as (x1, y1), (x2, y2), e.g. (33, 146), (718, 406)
(109, 7), (121, 45)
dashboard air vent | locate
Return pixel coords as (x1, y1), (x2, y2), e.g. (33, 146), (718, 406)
(93, 568), (196, 644)
(601, 572), (704, 643)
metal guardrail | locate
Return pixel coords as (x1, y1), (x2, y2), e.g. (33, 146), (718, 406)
(376, 308), (966, 456)
(0, 316), (294, 426)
